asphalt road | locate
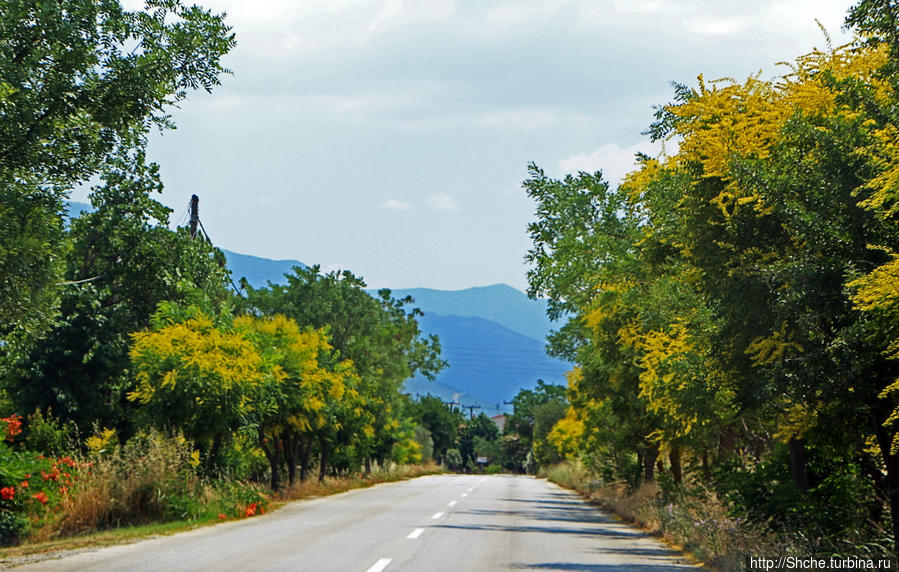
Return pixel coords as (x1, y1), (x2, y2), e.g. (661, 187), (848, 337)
(10, 474), (699, 571)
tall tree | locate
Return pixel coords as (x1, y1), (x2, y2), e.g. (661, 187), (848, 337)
(4, 149), (230, 434)
(0, 0), (235, 339)
(243, 266), (445, 475)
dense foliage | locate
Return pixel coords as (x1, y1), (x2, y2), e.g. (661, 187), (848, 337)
(523, 1), (899, 561)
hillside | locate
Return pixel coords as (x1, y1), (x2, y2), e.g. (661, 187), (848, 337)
(407, 313), (570, 415)
(223, 250), (306, 289)
(389, 285), (553, 341)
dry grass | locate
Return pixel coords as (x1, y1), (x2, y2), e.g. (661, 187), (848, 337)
(1, 462), (444, 560)
(541, 462), (784, 571)
(32, 429), (201, 541)
(280, 462), (444, 502)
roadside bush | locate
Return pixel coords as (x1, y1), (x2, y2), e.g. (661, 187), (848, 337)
(444, 448), (463, 472)
(51, 428), (202, 536)
(24, 409), (76, 457)
(0, 414), (78, 546)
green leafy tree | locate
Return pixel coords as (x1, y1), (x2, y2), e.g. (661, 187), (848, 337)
(243, 266), (445, 475)
(4, 150), (230, 434)
(504, 381), (566, 471)
(0, 0), (234, 340)
(458, 413), (500, 467)
(524, 6), (899, 555)
(409, 395), (461, 463)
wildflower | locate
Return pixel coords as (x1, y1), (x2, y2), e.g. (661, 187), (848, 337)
(20, 480), (28, 489)
(32, 491), (49, 505)
(218, 513), (227, 520)
(2, 415), (22, 440)
(1, 487), (14, 500)
(245, 502), (257, 517)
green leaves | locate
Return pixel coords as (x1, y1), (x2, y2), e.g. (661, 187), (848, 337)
(0, 0), (235, 354)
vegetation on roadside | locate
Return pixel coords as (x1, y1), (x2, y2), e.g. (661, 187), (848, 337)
(0, 0), (448, 548)
(523, 1), (899, 566)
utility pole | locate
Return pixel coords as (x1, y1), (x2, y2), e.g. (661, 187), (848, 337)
(189, 194), (199, 239)
(463, 404), (482, 419)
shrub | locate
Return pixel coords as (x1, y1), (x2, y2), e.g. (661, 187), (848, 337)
(51, 428), (201, 536)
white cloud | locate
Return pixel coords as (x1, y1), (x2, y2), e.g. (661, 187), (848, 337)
(681, 15), (751, 36)
(426, 193), (461, 213)
(485, 2), (563, 29)
(609, 0), (679, 15)
(380, 198), (412, 210)
(559, 142), (662, 188)
(321, 262), (349, 274)
(368, 0), (456, 32)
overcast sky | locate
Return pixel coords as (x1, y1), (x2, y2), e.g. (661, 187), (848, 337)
(78, 0), (857, 291)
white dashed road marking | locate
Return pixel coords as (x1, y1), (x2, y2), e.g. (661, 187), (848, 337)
(365, 558), (392, 572)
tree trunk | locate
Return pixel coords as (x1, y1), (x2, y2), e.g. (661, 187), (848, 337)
(718, 427), (738, 463)
(285, 433), (298, 487)
(318, 435), (330, 482)
(788, 437), (809, 493)
(260, 432), (281, 491)
(642, 441), (659, 483)
(364, 457), (372, 476)
(873, 416), (899, 566)
(669, 445), (682, 485)
(299, 436), (312, 482)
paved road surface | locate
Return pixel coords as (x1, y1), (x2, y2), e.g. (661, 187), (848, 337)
(8, 475), (699, 571)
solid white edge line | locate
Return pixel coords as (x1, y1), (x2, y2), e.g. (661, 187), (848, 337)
(365, 558), (392, 572)
(407, 528), (425, 539)
(431, 511), (445, 519)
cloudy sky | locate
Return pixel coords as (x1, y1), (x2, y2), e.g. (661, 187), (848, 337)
(81, 0), (857, 291)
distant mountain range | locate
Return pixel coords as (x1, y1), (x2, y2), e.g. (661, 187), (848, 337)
(403, 314), (569, 415)
(66, 202), (570, 413)
(388, 285), (551, 342)
(222, 250), (306, 289)
(225, 250), (570, 414)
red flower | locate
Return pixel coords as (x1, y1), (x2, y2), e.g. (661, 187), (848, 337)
(218, 513), (227, 520)
(2, 415), (22, 440)
(20, 480), (28, 489)
(1, 487), (14, 500)
(244, 503), (257, 517)
(32, 491), (49, 505)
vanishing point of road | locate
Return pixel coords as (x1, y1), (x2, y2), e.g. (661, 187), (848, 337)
(9, 475), (699, 571)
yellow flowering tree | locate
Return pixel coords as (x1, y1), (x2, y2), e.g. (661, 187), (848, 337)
(526, 8), (899, 554)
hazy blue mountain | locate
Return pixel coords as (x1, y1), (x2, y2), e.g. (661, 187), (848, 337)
(66, 204), (305, 289)
(406, 313), (570, 415)
(223, 250), (306, 288)
(221, 248), (558, 344)
(389, 284), (554, 341)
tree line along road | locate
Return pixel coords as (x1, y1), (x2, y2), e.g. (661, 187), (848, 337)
(7, 475), (700, 571)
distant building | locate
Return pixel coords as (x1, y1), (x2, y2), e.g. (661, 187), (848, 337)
(490, 414), (507, 432)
